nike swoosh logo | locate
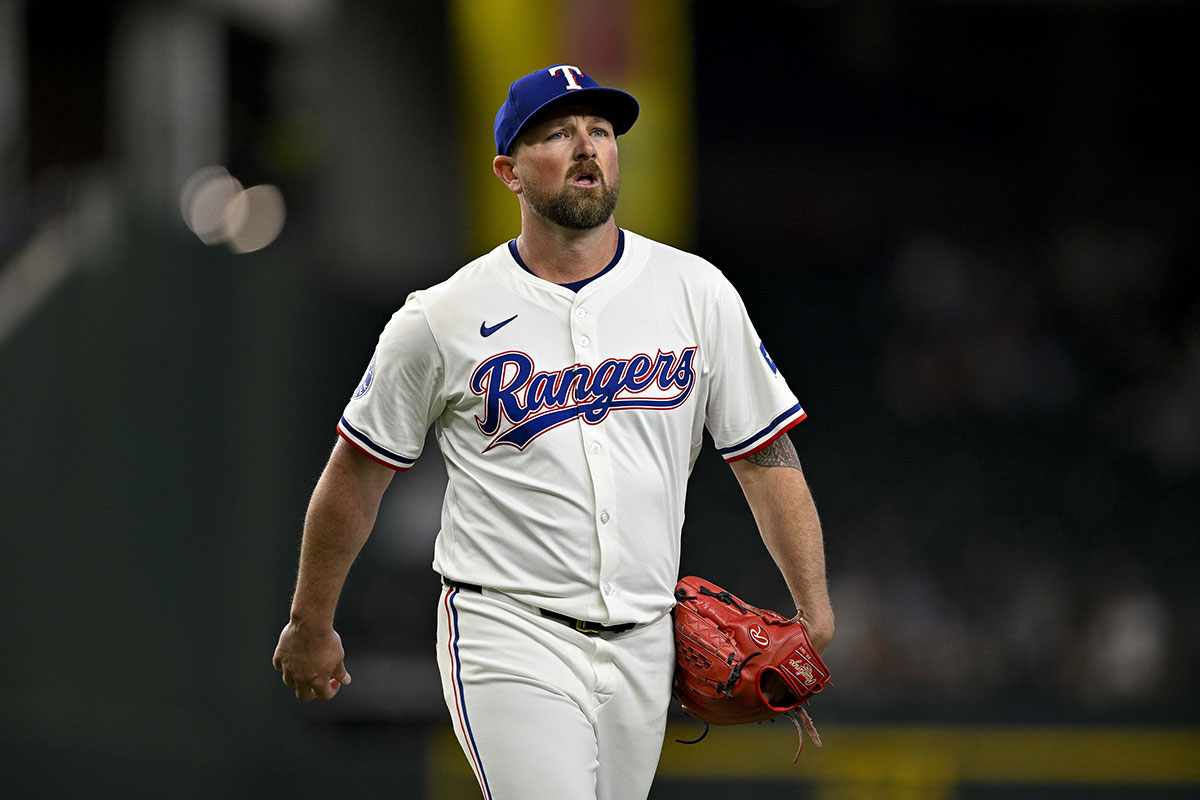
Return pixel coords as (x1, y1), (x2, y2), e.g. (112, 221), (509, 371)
(480, 314), (518, 337)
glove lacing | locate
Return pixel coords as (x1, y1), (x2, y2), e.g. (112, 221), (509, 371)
(783, 707), (822, 763)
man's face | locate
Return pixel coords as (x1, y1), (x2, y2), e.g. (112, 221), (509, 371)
(510, 108), (620, 230)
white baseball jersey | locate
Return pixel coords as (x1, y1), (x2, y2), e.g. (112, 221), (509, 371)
(338, 229), (804, 625)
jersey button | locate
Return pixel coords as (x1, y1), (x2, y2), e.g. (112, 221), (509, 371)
(600, 511), (610, 524)
(575, 307), (587, 318)
(602, 583), (614, 596)
(590, 442), (602, 454)
(578, 335), (591, 347)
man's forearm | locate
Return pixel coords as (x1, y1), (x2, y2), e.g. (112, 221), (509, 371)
(730, 435), (834, 650)
(290, 439), (393, 626)
(751, 471), (833, 624)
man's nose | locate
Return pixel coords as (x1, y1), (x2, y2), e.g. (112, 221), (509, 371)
(574, 134), (596, 158)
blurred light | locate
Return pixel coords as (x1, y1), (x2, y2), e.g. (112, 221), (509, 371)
(226, 184), (286, 253)
(179, 166), (286, 253)
(180, 166), (243, 244)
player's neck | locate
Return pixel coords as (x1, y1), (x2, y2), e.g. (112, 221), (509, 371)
(514, 218), (619, 285)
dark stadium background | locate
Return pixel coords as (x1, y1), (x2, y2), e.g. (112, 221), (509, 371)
(2, 1), (1196, 797)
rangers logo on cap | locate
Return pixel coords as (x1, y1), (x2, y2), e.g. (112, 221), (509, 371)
(494, 64), (640, 155)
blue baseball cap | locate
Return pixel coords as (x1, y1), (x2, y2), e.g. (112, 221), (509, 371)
(494, 65), (639, 156)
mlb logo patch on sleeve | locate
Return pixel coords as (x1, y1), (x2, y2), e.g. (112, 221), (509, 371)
(353, 354), (377, 399)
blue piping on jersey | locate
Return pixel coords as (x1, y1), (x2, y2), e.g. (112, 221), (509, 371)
(338, 415), (416, 466)
(717, 403), (805, 456)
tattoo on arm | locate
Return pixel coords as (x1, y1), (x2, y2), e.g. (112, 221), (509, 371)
(744, 435), (802, 471)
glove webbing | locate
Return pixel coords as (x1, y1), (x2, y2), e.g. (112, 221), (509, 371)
(676, 585), (755, 614)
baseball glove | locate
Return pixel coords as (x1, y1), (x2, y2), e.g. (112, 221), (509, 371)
(672, 575), (831, 762)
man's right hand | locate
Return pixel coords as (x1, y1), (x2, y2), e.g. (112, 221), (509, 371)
(272, 621), (352, 702)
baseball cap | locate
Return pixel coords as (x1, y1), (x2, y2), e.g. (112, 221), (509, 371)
(494, 65), (640, 156)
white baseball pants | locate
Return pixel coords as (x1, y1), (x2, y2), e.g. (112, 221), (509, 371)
(436, 583), (675, 800)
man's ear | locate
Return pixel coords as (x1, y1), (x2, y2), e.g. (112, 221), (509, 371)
(493, 155), (522, 195)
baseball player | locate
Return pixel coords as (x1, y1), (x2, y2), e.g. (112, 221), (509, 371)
(272, 65), (833, 800)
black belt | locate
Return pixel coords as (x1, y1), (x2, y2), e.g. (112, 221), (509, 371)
(442, 578), (637, 635)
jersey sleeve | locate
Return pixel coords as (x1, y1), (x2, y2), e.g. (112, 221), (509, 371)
(703, 275), (806, 462)
(337, 292), (446, 470)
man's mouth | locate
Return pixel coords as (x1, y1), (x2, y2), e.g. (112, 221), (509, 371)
(569, 166), (601, 187)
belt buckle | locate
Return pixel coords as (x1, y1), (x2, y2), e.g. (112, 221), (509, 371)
(575, 619), (603, 635)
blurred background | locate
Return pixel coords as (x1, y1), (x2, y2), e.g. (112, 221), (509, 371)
(2, 0), (1197, 797)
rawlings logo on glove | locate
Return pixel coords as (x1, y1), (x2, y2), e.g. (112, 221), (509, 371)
(672, 575), (832, 762)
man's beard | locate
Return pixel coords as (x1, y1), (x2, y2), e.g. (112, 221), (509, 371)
(524, 164), (619, 230)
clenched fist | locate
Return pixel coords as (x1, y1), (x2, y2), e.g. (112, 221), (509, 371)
(272, 620), (352, 702)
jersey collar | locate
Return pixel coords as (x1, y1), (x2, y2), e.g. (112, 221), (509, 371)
(507, 228), (626, 293)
